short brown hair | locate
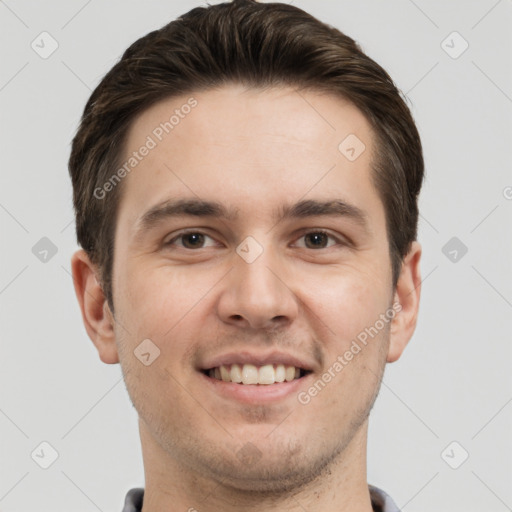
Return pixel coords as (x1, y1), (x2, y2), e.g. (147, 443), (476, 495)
(69, 0), (424, 311)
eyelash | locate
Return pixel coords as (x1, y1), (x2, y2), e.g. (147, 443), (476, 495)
(164, 229), (346, 250)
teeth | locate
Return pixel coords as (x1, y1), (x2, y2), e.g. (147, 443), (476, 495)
(220, 365), (231, 382)
(230, 363), (242, 383)
(275, 364), (286, 383)
(258, 364), (275, 385)
(207, 363), (305, 385)
(242, 364), (259, 385)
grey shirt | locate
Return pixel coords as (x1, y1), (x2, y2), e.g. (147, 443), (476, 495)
(121, 484), (401, 511)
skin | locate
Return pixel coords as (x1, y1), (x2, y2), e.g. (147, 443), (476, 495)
(72, 84), (421, 512)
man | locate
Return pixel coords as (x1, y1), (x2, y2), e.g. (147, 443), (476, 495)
(69, 1), (423, 510)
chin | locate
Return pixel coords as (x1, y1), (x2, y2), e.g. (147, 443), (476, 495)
(203, 444), (339, 495)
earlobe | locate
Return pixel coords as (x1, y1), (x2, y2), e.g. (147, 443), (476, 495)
(387, 241), (422, 363)
(70, 249), (119, 364)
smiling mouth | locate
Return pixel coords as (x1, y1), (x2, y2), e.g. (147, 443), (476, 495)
(201, 363), (312, 385)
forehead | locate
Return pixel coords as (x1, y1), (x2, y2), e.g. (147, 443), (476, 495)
(116, 84), (380, 230)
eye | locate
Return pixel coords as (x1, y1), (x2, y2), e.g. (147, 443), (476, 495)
(164, 229), (346, 251)
(293, 230), (343, 249)
(164, 231), (217, 249)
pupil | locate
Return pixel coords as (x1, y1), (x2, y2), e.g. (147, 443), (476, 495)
(306, 232), (327, 248)
(183, 233), (204, 248)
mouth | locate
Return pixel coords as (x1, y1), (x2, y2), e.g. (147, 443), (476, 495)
(200, 363), (312, 385)
(198, 362), (315, 404)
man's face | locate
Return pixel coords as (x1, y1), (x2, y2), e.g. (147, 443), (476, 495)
(110, 84), (397, 490)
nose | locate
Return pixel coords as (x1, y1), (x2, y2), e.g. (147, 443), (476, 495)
(216, 242), (299, 331)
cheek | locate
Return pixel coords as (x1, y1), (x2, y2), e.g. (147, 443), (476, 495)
(116, 262), (223, 342)
(300, 272), (390, 412)
(301, 264), (390, 344)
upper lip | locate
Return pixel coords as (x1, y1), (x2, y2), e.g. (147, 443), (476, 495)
(199, 350), (316, 372)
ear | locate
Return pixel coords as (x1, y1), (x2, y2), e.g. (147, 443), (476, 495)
(387, 241), (422, 363)
(70, 249), (119, 364)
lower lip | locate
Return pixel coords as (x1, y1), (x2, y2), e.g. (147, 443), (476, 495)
(198, 371), (313, 404)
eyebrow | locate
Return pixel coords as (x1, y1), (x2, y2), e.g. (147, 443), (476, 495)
(133, 197), (369, 240)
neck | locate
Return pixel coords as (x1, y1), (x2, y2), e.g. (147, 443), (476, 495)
(139, 419), (375, 512)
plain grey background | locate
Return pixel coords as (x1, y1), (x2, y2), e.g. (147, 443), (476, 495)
(1, 1), (511, 511)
